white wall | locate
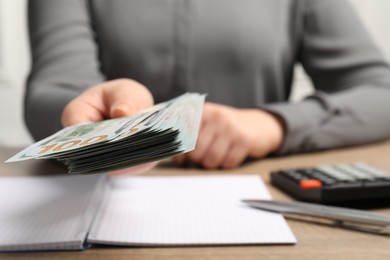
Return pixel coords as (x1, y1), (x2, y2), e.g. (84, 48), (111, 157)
(291, 0), (390, 101)
(0, 0), (31, 146)
(0, 0), (390, 146)
(290, 0), (390, 102)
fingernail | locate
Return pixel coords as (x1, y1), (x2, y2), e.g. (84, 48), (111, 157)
(111, 105), (130, 118)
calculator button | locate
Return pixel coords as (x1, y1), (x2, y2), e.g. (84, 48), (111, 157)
(317, 165), (356, 181)
(352, 163), (390, 180)
(334, 164), (375, 181)
(280, 170), (308, 183)
(325, 182), (363, 189)
(301, 169), (336, 185)
(363, 180), (390, 187)
(299, 179), (322, 189)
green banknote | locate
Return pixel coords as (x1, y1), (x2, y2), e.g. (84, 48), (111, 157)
(6, 93), (205, 174)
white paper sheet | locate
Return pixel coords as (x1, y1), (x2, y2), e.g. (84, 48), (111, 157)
(88, 175), (297, 245)
(0, 174), (105, 251)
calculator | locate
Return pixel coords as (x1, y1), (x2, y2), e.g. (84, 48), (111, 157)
(270, 163), (390, 204)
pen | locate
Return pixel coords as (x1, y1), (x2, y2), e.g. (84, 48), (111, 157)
(242, 199), (390, 233)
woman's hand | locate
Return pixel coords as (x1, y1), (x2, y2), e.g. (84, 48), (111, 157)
(173, 102), (284, 169)
(61, 79), (154, 126)
(61, 78), (156, 175)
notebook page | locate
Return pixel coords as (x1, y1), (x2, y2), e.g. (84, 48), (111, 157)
(0, 174), (106, 251)
(88, 175), (296, 246)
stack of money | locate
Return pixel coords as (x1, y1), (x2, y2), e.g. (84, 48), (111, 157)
(6, 93), (205, 174)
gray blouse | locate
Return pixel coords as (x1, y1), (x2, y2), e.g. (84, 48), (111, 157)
(26, 0), (390, 155)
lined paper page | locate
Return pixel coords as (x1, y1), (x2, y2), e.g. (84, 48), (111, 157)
(88, 175), (296, 246)
(0, 174), (105, 251)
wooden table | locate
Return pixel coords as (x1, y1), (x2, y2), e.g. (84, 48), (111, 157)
(1, 141), (390, 260)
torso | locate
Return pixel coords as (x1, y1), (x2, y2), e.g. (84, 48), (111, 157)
(89, 0), (302, 106)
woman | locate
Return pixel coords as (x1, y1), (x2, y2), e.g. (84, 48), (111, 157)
(26, 0), (390, 169)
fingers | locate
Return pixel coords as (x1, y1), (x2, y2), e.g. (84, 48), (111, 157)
(202, 135), (230, 169)
(174, 122), (239, 170)
(222, 144), (248, 169)
(175, 136), (245, 170)
(172, 154), (187, 166)
(188, 122), (215, 163)
(172, 117), (216, 167)
(173, 103), (273, 170)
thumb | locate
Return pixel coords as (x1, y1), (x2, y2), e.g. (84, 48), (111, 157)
(61, 100), (104, 127)
(107, 81), (154, 118)
(110, 102), (134, 118)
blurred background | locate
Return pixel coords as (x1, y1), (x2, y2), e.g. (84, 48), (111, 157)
(0, 0), (390, 147)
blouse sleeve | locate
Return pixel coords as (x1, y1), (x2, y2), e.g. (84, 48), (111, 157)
(25, 0), (105, 141)
(266, 0), (390, 154)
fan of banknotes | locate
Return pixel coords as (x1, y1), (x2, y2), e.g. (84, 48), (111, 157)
(6, 93), (205, 174)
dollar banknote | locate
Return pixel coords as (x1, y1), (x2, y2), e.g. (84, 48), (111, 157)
(6, 93), (205, 174)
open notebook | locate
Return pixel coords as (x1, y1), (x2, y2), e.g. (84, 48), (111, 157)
(0, 174), (296, 251)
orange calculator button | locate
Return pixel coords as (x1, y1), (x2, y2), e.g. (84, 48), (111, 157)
(299, 179), (322, 189)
